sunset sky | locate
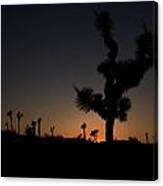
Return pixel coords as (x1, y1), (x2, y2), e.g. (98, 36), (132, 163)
(2, 2), (156, 142)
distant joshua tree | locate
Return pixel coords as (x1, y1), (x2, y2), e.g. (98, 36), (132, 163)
(74, 11), (155, 142)
(90, 129), (99, 142)
(7, 110), (13, 131)
(16, 111), (23, 135)
(37, 117), (42, 137)
(80, 122), (87, 140)
(145, 132), (149, 144)
(50, 125), (55, 137)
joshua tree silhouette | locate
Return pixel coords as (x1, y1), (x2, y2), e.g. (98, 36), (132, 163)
(90, 129), (99, 142)
(145, 132), (149, 144)
(16, 111), (23, 135)
(37, 117), (42, 137)
(7, 110), (13, 131)
(74, 11), (155, 141)
(50, 125), (55, 137)
(81, 122), (87, 140)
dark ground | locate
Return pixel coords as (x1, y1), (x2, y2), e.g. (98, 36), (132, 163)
(1, 131), (158, 180)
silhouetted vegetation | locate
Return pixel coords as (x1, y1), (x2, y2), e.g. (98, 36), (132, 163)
(50, 125), (55, 137)
(90, 129), (99, 142)
(1, 5), (157, 180)
(128, 136), (141, 144)
(16, 111), (23, 135)
(2, 105), (158, 180)
(37, 117), (42, 137)
(25, 121), (37, 136)
(81, 122), (87, 140)
(74, 11), (156, 142)
(145, 132), (149, 144)
(7, 110), (13, 131)
(1, 130), (157, 180)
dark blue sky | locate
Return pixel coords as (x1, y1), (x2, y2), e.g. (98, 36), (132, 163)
(2, 2), (156, 141)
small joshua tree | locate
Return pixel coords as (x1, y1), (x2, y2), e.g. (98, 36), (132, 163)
(145, 132), (149, 144)
(7, 110), (13, 131)
(81, 122), (87, 140)
(17, 111), (23, 135)
(37, 117), (42, 137)
(90, 129), (99, 143)
(50, 125), (55, 137)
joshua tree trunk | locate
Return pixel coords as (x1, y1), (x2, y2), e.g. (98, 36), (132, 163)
(38, 123), (41, 137)
(37, 118), (42, 137)
(105, 118), (114, 141)
(18, 119), (20, 135)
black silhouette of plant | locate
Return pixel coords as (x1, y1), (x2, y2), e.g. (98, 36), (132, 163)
(25, 121), (37, 136)
(145, 132), (149, 144)
(50, 125), (55, 137)
(90, 129), (99, 142)
(81, 122), (87, 140)
(74, 11), (155, 141)
(7, 110), (13, 131)
(16, 111), (23, 135)
(37, 117), (42, 137)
